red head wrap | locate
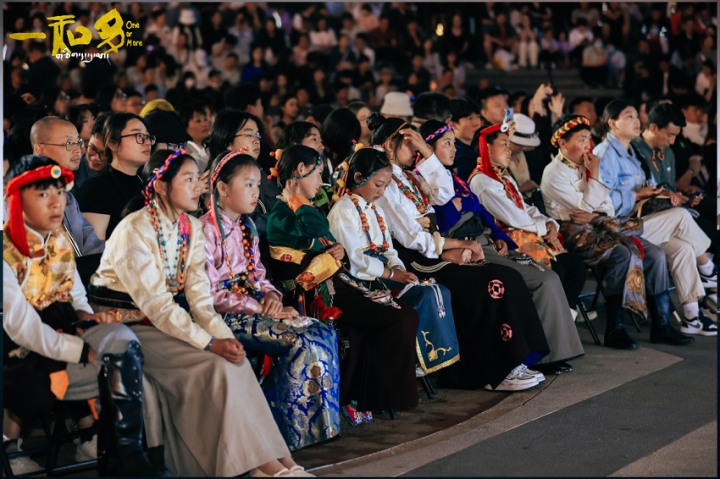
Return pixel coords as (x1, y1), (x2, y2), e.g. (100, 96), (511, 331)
(5, 165), (74, 257)
(469, 124), (524, 210)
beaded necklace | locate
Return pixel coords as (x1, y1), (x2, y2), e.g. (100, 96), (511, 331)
(148, 200), (189, 292)
(392, 172), (429, 214)
(219, 214), (262, 297)
(350, 194), (389, 252)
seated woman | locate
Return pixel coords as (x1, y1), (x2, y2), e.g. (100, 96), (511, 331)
(274, 121), (338, 216)
(419, 120), (585, 373)
(368, 113), (551, 392)
(200, 150), (340, 451)
(88, 149), (310, 477)
(595, 100), (715, 336)
(263, 145), (421, 424)
(206, 109), (280, 235)
(541, 113), (693, 349)
(3, 156), (167, 477)
(326, 145), (460, 381)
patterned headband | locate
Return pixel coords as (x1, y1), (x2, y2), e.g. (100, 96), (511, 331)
(268, 149), (322, 186)
(144, 148), (186, 205)
(209, 149), (254, 242)
(380, 122), (408, 149)
(331, 142), (386, 203)
(550, 116), (590, 147)
(211, 150), (247, 194)
(5, 165), (75, 258)
(424, 124), (454, 143)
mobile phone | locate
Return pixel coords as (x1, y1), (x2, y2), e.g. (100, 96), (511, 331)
(72, 319), (99, 330)
(686, 189), (705, 198)
(504, 108), (514, 122)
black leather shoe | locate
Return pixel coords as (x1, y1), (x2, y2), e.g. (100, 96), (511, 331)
(605, 328), (639, 349)
(647, 292), (695, 346)
(604, 295), (638, 350)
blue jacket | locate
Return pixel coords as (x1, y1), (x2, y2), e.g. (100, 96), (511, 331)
(595, 132), (656, 218)
(454, 139), (477, 181)
(64, 193), (105, 256)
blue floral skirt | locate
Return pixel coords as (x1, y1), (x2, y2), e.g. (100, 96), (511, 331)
(224, 313), (340, 451)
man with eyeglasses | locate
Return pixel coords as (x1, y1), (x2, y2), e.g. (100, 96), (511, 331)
(28, 116), (105, 279)
(74, 113), (112, 193)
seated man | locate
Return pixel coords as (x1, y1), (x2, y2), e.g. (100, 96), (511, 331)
(3, 156), (169, 477)
(595, 100), (716, 337)
(541, 114), (696, 349)
(631, 102), (717, 269)
(28, 116), (105, 285)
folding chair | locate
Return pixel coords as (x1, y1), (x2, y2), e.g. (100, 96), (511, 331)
(3, 401), (99, 477)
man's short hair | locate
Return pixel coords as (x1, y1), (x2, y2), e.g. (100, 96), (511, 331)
(449, 96), (480, 122)
(124, 88), (141, 99)
(569, 96), (595, 113)
(178, 102), (208, 129)
(28, 42), (47, 54)
(356, 32), (370, 43)
(145, 84), (159, 94)
(647, 102), (687, 130)
(413, 92), (451, 121)
(225, 83), (263, 111)
(29, 117), (72, 149)
(676, 93), (708, 111)
(91, 112), (113, 138)
(477, 87), (506, 111)
(575, 18), (588, 27)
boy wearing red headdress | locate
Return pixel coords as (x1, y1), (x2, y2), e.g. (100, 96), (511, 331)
(3, 156), (169, 476)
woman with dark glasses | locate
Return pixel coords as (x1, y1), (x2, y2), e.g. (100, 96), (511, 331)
(77, 113), (155, 240)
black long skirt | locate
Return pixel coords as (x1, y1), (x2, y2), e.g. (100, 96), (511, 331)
(394, 243), (550, 390)
(278, 278), (419, 412)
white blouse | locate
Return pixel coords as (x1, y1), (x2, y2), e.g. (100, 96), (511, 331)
(327, 194), (404, 281)
(540, 154), (614, 222)
(470, 171), (557, 236)
(376, 154), (454, 259)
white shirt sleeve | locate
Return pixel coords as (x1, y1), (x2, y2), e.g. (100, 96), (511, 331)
(414, 153), (455, 206)
(376, 177), (445, 259)
(470, 174), (555, 235)
(540, 161), (614, 221)
(70, 266), (94, 316)
(327, 198), (389, 281)
(3, 261), (85, 363)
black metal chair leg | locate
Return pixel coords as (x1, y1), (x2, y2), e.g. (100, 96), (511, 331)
(591, 268), (607, 311)
(46, 412), (67, 476)
(419, 376), (434, 399)
(627, 310), (643, 333)
(577, 301), (601, 345)
(2, 443), (15, 478)
(428, 377), (437, 395)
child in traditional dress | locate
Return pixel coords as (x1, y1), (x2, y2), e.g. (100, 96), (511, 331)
(200, 150), (340, 452)
(89, 149), (311, 477)
(367, 113), (551, 392)
(4, 156), (167, 477)
(264, 145), (421, 425)
(420, 120), (584, 374)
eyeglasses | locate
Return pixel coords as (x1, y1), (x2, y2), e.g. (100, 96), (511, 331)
(234, 131), (262, 141)
(114, 92), (128, 100)
(120, 133), (156, 145)
(167, 142), (187, 150)
(38, 139), (84, 151)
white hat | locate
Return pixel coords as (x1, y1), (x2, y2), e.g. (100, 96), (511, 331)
(380, 92), (413, 118)
(179, 9), (197, 26)
(509, 113), (540, 147)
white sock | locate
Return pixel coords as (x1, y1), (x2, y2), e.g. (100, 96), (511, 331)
(683, 302), (699, 320)
(698, 261), (714, 276)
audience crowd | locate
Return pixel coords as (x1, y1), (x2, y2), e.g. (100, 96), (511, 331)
(3, 2), (718, 478)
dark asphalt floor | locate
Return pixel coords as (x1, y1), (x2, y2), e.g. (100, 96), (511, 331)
(407, 319), (718, 477)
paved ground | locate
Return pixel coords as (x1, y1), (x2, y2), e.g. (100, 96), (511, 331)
(14, 283), (717, 477)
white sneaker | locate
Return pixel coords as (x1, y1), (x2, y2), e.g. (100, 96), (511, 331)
(699, 265), (717, 289)
(575, 306), (598, 322)
(75, 434), (97, 462)
(6, 439), (43, 475)
(415, 366), (426, 378)
(484, 366), (539, 392)
(518, 364), (545, 383)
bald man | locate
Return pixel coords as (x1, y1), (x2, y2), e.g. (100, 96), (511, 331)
(30, 117), (104, 272)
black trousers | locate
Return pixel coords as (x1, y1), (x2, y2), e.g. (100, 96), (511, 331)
(550, 252), (587, 309)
